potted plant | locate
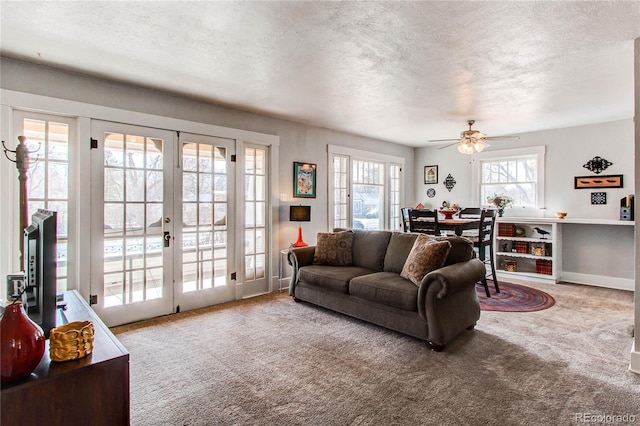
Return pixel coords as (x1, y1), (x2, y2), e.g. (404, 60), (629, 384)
(487, 193), (514, 217)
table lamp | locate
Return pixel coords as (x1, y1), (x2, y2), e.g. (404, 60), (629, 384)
(290, 205), (311, 247)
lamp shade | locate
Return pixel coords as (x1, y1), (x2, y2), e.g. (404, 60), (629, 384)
(290, 205), (311, 222)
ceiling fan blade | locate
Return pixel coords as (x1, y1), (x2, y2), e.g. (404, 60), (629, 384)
(437, 141), (460, 150)
(428, 138), (460, 143)
(484, 135), (520, 140)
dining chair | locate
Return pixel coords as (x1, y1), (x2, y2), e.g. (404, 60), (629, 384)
(458, 207), (482, 219)
(409, 209), (440, 235)
(463, 208), (499, 297)
(400, 207), (412, 232)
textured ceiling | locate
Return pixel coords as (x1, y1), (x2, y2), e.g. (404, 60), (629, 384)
(1, 1), (639, 147)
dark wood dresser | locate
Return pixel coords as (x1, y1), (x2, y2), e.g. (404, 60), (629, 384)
(1, 290), (130, 426)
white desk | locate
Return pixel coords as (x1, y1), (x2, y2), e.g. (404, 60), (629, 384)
(496, 217), (634, 290)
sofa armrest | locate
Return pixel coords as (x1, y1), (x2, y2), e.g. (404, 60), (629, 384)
(416, 258), (486, 320)
(287, 246), (316, 295)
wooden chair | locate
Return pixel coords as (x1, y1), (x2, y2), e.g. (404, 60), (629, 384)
(458, 207), (482, 219)
(471, 209), (499, 297)
(409, 209), (440, 235)
(400, 208), (412, 232)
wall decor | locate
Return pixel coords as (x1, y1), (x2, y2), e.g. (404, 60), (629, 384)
(424, 165), (438, 184)
(591, 192), (607, 205)
(293, 162), (316, 198)
(443, 174), (456, 192)
(574, 174), (623, 189)
(583, 156), (612, 174)
(426, 188), (436, 198)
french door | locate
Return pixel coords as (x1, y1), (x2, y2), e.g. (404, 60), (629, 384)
(174, 133), (236, 311)
(90, 122), (237, 326)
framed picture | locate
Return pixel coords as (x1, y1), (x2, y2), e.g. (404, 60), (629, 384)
(574, 174), (623, 189)
(424, 165), (438, 184)
(293, 162), (316, 198)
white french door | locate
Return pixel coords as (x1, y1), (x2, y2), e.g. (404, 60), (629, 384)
(174, 133), (236, 311)
(90, 122), (239, 326)
(241, 145), (270, 297)
(90, 121), (175, 325)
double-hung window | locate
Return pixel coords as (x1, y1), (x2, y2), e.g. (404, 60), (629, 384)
(329, 145), (404, 231)
(472, 146), (545, 209)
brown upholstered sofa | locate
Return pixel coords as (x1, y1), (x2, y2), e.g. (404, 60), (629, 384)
(288, 229), (486, 350)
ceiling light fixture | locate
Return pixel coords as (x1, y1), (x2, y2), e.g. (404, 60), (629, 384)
(429, 119), (518, 154)
(456, 120), (490, 155)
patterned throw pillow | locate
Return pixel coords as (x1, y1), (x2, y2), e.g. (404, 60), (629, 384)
(400, 234), (452, 286)
(313, 231), (354, 266)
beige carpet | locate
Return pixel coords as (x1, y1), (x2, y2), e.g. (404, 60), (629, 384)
(113, 281), (639, 425)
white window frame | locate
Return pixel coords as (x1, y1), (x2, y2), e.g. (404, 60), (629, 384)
(327, 145), (405, 231)
(471, 146), (546, 210)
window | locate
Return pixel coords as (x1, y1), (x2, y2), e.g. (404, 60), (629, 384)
(328, 146), (404, 231)
(14, 112), (76, 292)
(472, 146), (545, 209)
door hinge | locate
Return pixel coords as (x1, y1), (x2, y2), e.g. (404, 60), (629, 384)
(89, 294), (98, 305)
(90, 138), (98, 149)
(231, 272), (237, 280)
(230, 155), (236, 162)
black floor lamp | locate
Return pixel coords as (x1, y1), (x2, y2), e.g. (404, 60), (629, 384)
(290, 205), (311, 247)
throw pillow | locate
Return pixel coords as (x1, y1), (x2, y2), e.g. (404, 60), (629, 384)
(400, 234), (451, 286)
(313, 231), (354, 266)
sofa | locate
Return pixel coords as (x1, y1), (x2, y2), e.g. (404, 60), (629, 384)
(287, 229), (486, 350)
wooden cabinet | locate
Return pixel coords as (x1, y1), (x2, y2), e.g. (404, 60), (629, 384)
(1, 290), (129, 426)
(494, 218), (561, 283)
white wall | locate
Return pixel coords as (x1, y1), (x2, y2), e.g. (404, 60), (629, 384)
(0, 57), (415, 290)
(414, 119), (634, 217)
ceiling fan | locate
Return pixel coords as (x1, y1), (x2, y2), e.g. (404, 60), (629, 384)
(429, 120), (520, 154)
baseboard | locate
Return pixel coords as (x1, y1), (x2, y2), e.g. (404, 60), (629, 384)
(560, 272), (634, 291)
(630, 342), (640, 375)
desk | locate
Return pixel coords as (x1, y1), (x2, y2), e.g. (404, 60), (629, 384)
(439, 219), (479, 236)
(1, 290), (130, 426)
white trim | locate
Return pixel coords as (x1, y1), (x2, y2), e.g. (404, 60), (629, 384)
(0, 105), (18, 294)
(471, 145), (546, 208)
(327, 144), (404, 164)
(560, 272), (634, 292)
(630, 343), (640, 374)
(1, 89), (279, 146)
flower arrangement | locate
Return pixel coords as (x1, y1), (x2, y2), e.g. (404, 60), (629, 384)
(487, 193), (514, 216)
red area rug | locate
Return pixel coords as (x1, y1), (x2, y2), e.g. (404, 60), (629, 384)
(476, 281), (555, 312)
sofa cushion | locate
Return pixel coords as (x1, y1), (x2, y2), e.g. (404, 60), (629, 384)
(299, 265), (375, 294)
(434, 236), (474, 265)
(313, 231), (354, 266)
(349, 272), (418, 312)
(383, 232), (419, 273)
(401, 235), (452, 285)
(351, 230), (392, 271)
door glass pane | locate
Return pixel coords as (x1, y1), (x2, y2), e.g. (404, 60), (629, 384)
(22, 117), (71, 292)
(352, 160), (384, 230)
(181, 141), (228, 292)
(244, 147), (267, 284)
(103, 133), (165, 307)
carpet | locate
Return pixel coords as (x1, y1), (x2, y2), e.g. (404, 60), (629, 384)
(112, 282), (638, 426)
(476, 280), (555, 312)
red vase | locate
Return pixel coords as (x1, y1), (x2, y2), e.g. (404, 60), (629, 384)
(1, 302), (46, 384)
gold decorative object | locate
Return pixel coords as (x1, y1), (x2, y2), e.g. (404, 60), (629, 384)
(49, 321), (95, 362)
(504, 260), (517, 272)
